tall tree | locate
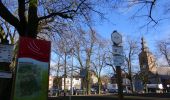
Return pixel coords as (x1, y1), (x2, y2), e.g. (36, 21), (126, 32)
(0, 0), (100, 38)
(124, 37), (139, 93)
(157, 39), (170, 66)
(73, 28), (97, 95)
(91, 41), (108, 94)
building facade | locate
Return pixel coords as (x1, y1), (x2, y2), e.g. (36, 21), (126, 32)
(49, 76), (54, 90)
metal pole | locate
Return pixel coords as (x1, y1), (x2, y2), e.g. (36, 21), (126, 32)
(125, 73), (128, 93)
(64, 52), (67, 96)
(70, 51), (73, 95)
(116, 66), (123, 100)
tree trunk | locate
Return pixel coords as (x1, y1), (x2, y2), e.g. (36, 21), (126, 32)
(129, 72), (134, 93)
(0, 0), (39, 38)
(98, 78), (101, 94)
(87, 70), (91, 95)
(130, 78), (134, 93)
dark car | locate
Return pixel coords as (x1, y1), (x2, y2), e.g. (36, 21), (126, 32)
(91, 88), (97, 94)
(108, 89), (118, 93)
(75, 89), (85, 95)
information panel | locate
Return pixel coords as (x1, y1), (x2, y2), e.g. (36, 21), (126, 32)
(13, 37), (51, 100)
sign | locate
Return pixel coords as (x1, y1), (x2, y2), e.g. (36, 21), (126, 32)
(113, 55), (124, 66)
(111, 30), (122, 45)
(13, 37), (51, 100)
(0, 44), (13, 62)
(112, 46), (123, 55)
(0, 71), (12, 78)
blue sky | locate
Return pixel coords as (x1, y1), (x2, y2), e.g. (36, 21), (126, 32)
(94, 2), (170, 53)
(51, 1), (170, 75)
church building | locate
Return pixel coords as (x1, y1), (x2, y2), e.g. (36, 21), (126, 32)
(138, 37), (170, 92)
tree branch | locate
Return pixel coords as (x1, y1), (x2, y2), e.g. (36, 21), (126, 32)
(38, 0), (87, 21)
(18, 0), (27, 30)
(38, 12), (73, 21)
(0, 1), (20, 29)
(27, 0), (38, 37)
(148, 0), (158, 24)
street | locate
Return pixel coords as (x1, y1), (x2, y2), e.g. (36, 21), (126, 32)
(48, 93), (170, 100)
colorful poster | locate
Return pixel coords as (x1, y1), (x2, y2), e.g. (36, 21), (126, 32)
(13, 37), (51, 100)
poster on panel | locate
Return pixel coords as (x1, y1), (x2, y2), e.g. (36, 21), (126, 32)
(13, 37), (51, 100)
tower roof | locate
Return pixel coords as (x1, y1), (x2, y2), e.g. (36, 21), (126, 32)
(141, 37), (149, 52)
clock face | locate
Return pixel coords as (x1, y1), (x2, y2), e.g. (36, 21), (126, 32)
(111, 31), (122, 45)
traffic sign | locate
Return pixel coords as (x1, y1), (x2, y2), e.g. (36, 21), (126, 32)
(113, 55), (124, 66)
(112, 45), (123, 55)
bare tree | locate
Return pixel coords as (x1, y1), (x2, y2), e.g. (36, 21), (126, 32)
(51, 30), (76, 95)
(124, 37), (140, 93)
(91, 39), (108, 94)
(73, 27), (98, 95)
(0, 0), (105, 38)
(0, 20), (16, 44)
(105, 46), (116, 73)
(113, 0), (170, 30)
(50, 56), (63, 89)
(157, 39), (170, 66)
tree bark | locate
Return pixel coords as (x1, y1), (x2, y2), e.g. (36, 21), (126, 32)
(27, 0), (38, 38)
(98, 77), (101, 94)
(0, 0), (38, 38)
(87, 69), (91, 95)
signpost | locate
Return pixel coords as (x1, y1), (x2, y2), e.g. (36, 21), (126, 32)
(111, 30), (124, 100)
(112, 46), (123, 55)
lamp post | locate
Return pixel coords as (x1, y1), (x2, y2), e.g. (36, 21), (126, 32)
(64, 49), (67, 96)
(111, 30), (124, 100)
(70, 48), (74, 95)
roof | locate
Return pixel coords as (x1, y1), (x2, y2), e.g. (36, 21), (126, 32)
(157, 67), (170, 79)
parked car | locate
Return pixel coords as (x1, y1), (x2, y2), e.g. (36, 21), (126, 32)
(101, 89), (107, 94)
(108, 89), (118, 93)
(49, 89), (61, 96)
(91, 88), (97, 94)
(48, 90), (52, 96)
(75, 89), (85, 95)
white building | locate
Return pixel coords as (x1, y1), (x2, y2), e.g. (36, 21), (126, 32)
(62, 77), (81, 90)
(49, 76), (54, 90)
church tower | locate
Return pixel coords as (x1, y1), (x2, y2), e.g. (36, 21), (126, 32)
(139, 37), (157, 74)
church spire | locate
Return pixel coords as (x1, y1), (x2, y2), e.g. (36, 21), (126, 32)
(141, 37), (148, 52)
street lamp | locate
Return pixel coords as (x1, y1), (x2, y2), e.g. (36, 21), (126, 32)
(111, 30), (124, 100)
(70, 48), (74, 95)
